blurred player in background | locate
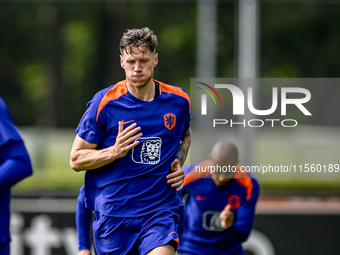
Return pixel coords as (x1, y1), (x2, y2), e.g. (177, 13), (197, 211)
(0, 97), (33, 255)
(70, 27), (191, 255)
(178, 141), (259, 255)
(76, 185), (93, 255)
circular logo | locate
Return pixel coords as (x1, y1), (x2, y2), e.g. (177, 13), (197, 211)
(228, 195), (241, 210)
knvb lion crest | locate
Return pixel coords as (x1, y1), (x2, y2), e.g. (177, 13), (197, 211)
(132, 137), (162, 165)
(140, 138), (162, 164)
(164, 113), (176, 130)
(228, 195), (241, 210)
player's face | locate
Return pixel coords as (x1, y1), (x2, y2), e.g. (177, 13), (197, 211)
(210, 159), (236, 187)
(211, 171), (233, 188)
(120, 47), (158, 89)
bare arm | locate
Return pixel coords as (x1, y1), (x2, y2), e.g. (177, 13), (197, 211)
(166, 128), (191, 191)
(70, 122), (142, 171)
(78, 250), (91, 255)
(177, 128), (191, 166)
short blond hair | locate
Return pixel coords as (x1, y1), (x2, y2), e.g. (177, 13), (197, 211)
(119, 27), (158, 55)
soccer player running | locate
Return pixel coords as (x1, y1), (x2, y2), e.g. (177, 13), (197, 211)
(70, 27), (191, 255)
(0, 97), (33, 255)
(178, 141), (259, 255)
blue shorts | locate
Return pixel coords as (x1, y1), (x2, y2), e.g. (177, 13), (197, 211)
(0, 242), (9, 255)
(93, 209), (180, 255)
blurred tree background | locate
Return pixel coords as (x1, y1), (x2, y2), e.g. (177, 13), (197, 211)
(0, 1), (197, 128)
(2, 1), (340, 128)
(1, 0), (340, 191)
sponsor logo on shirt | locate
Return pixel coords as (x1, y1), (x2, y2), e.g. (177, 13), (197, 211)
(132, 137), (162, 164)
(202, 211), (224, 232)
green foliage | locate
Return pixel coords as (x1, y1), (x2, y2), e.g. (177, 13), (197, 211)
(2, 2), (340, 192)
(3, 2), (340, 127)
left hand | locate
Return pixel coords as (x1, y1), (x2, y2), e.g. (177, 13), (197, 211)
(166, 159), (185, 191)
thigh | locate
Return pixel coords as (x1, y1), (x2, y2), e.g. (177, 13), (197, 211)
(139, 210), (180, 255)
(92, 213), (140, 255)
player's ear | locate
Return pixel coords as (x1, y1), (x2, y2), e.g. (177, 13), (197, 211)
(120, 55), (124, 68)
(153, 53), (158, 67)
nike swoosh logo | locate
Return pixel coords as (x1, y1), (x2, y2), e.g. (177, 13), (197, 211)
(196, 195), (207, 201)
(121, 119), (135, 125)
(168, 231), (176, 237)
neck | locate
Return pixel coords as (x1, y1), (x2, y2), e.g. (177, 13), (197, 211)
(126, 79), (155, 101)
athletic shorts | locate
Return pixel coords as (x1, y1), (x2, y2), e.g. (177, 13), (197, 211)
(0, 242), (9, 255)
(93, 209), (180, 255)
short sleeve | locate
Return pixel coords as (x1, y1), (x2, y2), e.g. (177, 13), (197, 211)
(76, 93), (105, 145)
(0, 97), (22, 147)
(181, 88), (192, 135)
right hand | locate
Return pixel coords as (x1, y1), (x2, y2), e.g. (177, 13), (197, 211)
(219, 204), (234, 229)
(77, 249), (91, 255)
(112, 122), (142, 159)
